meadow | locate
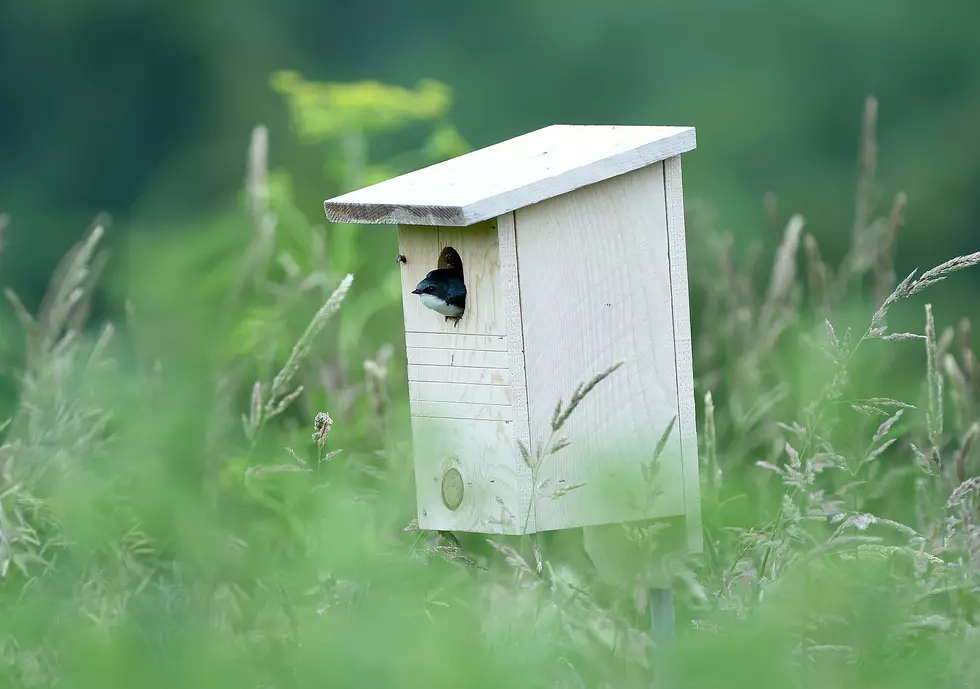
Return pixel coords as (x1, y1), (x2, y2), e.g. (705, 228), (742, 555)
(0, 77), (978, 688)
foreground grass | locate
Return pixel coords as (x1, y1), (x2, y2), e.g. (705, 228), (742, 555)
(0, 98), (979, 688)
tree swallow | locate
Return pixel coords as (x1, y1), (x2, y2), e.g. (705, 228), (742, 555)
(412, 268), (466, 325)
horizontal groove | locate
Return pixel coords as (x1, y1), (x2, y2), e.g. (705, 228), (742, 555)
(405, 331), (508, 351)
(404, 343), (509, 353)
(407, 379), (508, 388)
(406, 347), (510, 369)
(408, 364), (511, 386)
(410, 399), (514, 422)
(407, 362), (506, 371)
(414, 400), (512, 408)
(410, 380), (512, 405)
(411, 415), (515, 423)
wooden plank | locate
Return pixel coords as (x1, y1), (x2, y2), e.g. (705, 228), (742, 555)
(406, 347), (510, 369)
(407, 364), (510, 386)
(514, 162), (687, 532)
(324, 125), (696, 226)
(664, 155), (703, 554)
(396, 221), (505, 336)
(497, 211), (535, 532)
(410, 380), (512, 406)
(412, 416), (524, 534)
(405, 331), (507, 351)
(410, 400), (514, 422)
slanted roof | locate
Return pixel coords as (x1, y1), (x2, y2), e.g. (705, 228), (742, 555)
(323, 124), (695, 227)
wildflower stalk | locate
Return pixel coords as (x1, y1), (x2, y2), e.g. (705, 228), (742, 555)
(266, 273), (353, 417)
(704, 392), (718, 497)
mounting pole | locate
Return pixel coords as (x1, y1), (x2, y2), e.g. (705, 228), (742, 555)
(650, 586), (676, 688)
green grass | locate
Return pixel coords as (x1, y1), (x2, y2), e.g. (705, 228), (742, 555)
(0, 96), (979, 689)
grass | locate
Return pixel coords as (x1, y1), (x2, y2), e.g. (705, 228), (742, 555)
(0, 96), (979, 688)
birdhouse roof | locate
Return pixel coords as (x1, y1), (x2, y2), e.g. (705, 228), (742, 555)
(323, 124), (695, 227)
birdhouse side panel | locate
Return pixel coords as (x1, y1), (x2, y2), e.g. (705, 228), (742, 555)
(514, 161), (688, 532)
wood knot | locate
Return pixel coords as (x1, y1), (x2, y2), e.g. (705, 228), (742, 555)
(441, 467), (464, 511)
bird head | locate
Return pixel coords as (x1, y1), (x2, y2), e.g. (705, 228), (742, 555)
(412, 269), (461, 301)
(412, 276), (443, 298)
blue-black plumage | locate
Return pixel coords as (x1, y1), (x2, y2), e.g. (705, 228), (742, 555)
(412, 268), (466, 325)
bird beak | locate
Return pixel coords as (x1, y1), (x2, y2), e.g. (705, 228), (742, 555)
(411, 287), (422, 295)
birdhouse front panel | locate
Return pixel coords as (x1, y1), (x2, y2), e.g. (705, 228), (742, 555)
(396, 218), (532, 534)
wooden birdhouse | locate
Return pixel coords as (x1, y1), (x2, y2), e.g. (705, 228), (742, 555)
(324, 125), (700, 551)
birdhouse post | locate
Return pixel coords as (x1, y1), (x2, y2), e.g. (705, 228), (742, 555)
(325, 124), (701, 554)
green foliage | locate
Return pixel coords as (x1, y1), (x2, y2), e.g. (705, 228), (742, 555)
(2, 91), (980, 688)
(271, 71), (455, 141)
(123, 72), (474, 461)
(272, 70), (470, 194)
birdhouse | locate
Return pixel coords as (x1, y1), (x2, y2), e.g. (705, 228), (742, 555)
(324, 124), (700, 551)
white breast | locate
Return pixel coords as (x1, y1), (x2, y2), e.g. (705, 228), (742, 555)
(420, 293), (464, 317)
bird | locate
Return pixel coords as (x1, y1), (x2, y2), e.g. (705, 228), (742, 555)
(412, 268), (466, 326)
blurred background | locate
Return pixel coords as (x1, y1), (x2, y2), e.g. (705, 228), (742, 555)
(2, 0), (979, 310)
(1, 2), (980, 687)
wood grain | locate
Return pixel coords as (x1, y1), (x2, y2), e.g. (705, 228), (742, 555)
(412, 416), (524, 534)
(409, 380), (512, 405)
(514, 162), (687, 531)
(325, 125), (696, 226)
(391, 147), (700, 540)
(407, 364), (510, 386)
(664, 155), (703, 553)
(405, 332), (506, 351)
(405, 347), (510, 369)
(409, 400), (514, 422)
(497, 211), (535, 533)
(398, 219), (527, 534)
